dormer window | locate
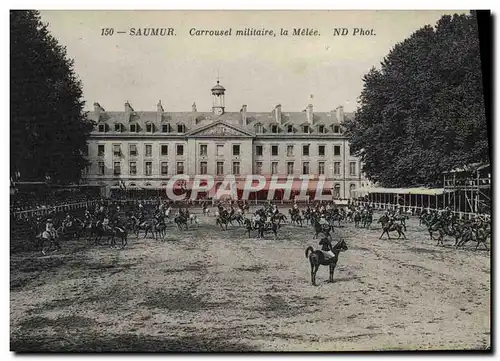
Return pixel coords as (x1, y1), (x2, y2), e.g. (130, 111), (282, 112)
(302, 125), (310, 133)
(333, 125), (340, 134)
(98, 124), (106, 133)
(255, 123), (263, 133)
(271, 124), (279, 134)
(114, 123), (122, 132)
(318, 125), (325, 133)
(162, 124), (169, 133)
(146, 123), (153, 133)
(177, 124), (185, 133)
(130, 124), (137, 133)
(287, 125), (294, 133)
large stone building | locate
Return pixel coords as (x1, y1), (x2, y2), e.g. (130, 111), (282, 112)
(82, 80), (370, 199)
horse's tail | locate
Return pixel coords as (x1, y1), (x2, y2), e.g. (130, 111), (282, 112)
(305, 246), (314, 258)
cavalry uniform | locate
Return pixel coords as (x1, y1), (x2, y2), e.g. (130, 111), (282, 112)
(102, 217), (111, 231)
(319, 238), (335, 260)
(45, 219), (57, 239)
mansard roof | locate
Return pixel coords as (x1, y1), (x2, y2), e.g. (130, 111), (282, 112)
(88, 106), (353, 135)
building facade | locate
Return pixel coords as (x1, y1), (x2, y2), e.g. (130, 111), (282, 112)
(82, 81), (370, 199)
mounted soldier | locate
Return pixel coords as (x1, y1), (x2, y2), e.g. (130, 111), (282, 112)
(319, 237), (336, 260)
(45, 218), (57, 240)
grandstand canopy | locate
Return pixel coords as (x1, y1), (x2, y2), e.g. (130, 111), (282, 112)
(356, 186), (450, 197)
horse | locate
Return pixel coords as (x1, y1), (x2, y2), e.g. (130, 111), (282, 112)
(378, 217), (406, 240)
(288, 209), (303, 227)
(312, 218), (333, 240)
(110, 226), (128, 248)
(273, 213), (287, 225)
(305, 239), (348, 286)
(255, 218), (279, 240)
(216, 214), (230, 230)
(174, 214), (189, 231)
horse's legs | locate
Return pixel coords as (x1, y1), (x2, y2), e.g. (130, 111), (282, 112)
(329, 264), (334, 283)
(379, 230), (385, 240)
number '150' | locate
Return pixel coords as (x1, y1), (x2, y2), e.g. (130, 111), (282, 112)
(101, 28), (114, 36)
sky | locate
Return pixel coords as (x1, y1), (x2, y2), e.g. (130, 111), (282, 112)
(39, 10), (467, 113)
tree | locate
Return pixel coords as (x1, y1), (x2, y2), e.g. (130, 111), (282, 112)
(10, 10), (94, 184)
(344, 12), (489, 187)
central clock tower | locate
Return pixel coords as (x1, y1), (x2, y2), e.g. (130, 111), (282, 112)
(211, 80), (225, 115)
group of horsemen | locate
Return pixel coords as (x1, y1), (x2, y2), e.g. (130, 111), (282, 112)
(37, 197), (490, 251)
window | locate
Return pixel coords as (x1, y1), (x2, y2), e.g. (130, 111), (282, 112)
(177, 144), (184, 156)
(177, 162), (184, 174)
(200, 144), (208, 156)
(287, 162), (294, 175)
(130, 124), (137, 133)
(318, 161), (325, 175)
(318, 145), (326, 156)
(115, 123), (122, 132)
(334, 145), (341, 156)
(145, 144), (152, 157)
(318, 125), (325, 133)
(216, 145), (224, 156)
(98, 124), (106, 132)
(271, 124), (278, 133)
(256, 162), (262, 175)
(271, 162), (278, 175)
(113, 162), (121, 176)
(287, 125), (294, 133)
(161, 162), (168, 175)
(302, 144), (310, 156)
(98, 162), (105, 175)
(217, 162), (224, 176)
(287, 145), (294, 157)
(255, 123), (263, 133)
(349, 184), (356, 198)
(98, 145), (105, 156)
(334, 162), (341, 175)
(302, 125), (309, 133)
(232, 144), (240, 156)
(200, 161), (208, 175)
(129, 162), (137, 176)
(302, 162), (310, 175)
(271, 145), (279, 156)
(334, 183), (341, 198)
(113, 144), (121, 157)
(162, 124), (169, 133)
(256, 145), (263, 156)
(350, 162), (356, 176)
(129, 144), (137, 157)
(177, 124), (185, 133)
(146, 123), (153, 133)
(333, 125), (340, 134)
(161, 145), (168, 156)
(232, 162), (240, 175)
(145, 161), (152, 176)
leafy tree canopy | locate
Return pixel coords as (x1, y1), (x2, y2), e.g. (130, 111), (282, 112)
(343, 12), (488, 187)
(11, 10), (94, 184)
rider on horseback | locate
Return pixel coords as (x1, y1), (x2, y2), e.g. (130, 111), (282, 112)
(45, 218), (57, 240)
(63, 214), (73, 229)
(319, 237), (335, 260)
(102, 215), (111, 232)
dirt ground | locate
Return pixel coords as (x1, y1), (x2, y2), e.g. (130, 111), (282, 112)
(10, 209), (491, 351)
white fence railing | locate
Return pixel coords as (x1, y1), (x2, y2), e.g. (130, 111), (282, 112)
(12, 200), (100, 220)
(357, 201), (490, 220)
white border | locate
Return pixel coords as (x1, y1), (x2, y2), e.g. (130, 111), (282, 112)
(3, 2), (497, 361)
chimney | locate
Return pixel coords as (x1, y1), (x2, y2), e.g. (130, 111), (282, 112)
(240, 104), (247, 125)
(157, 100), (164, 122)
(275, 104), (282, 124)
(192, 102), (197, 112)
(336, 105), (344, 124)
(125, 101), (134, 121)
(306, 104), (313, 124)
